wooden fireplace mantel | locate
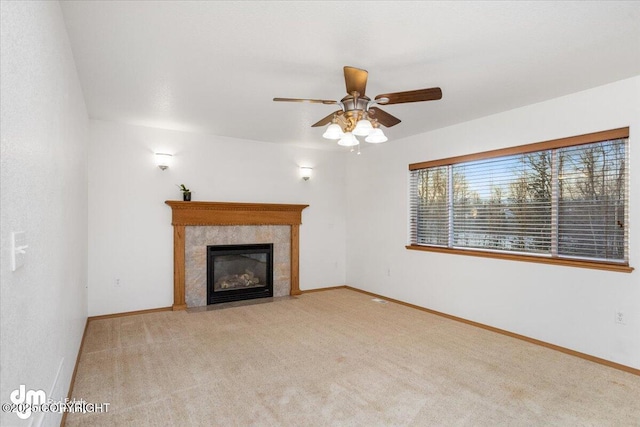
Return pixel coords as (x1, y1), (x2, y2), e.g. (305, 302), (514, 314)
(165, 201), (309, 310)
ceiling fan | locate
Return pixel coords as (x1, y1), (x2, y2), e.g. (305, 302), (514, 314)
(274, 66), (442, 147)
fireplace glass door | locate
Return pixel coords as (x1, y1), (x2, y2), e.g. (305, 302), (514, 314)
(207, 243), (273, 304)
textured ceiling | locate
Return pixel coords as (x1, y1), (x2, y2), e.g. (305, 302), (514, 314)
(60, 1), (640, 149)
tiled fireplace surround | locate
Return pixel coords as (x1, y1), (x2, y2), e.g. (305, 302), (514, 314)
(165, 201), (308, 310)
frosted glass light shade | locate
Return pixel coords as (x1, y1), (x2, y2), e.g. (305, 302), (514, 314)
(155, 153), (173, 170)
(353, 118), (373, 136)
(365, 128), (388, 143)
(299, 166), (313, 180)
(322, 123), (343, 140)
(337, 132), (359, 147)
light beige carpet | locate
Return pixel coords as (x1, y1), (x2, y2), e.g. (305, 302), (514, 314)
(67, 289), (640, 426)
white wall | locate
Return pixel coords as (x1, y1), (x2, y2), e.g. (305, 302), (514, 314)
(346, 76), (640, 369)
(0, 2), (88, 426)
(88, 120), (347, 316)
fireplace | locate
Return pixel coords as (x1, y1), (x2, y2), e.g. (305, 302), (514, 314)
(207, 243), (274, 304)
(165, 201), (308, 310)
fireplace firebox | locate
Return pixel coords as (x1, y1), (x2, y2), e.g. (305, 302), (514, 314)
(207, 243), (274, 304)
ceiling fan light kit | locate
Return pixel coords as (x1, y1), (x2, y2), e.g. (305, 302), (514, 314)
(274, 66), (441, 150)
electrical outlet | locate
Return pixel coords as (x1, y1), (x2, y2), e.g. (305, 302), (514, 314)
(114, 278), (121, 287)
(615, 311), (626, 325)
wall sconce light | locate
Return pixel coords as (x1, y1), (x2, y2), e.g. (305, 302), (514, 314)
(155, 153), (172, 170)
(299, 167), (313, 181)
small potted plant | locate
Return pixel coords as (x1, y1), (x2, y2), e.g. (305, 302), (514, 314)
(178, 184), (191, 201)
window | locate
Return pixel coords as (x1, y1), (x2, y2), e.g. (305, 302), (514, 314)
(408, 128), (632, 272)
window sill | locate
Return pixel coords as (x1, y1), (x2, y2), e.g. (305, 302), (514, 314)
(405, 245), (634, 273)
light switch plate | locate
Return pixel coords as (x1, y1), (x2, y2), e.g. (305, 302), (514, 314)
(11, 231), (27, 271)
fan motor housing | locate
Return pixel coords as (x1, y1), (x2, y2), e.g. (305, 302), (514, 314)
(341, 95), (370, 113)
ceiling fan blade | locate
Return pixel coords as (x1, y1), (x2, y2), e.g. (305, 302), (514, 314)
(375, 87), (442, 105)
(273, 97), (338, 105)
(344, 66), (368, 96)
(311, 110), (341, 127)
(368, 107), (401, 127)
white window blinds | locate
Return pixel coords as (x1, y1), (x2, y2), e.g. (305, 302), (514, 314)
(410, 166), (449, 247)
(557, 140), (628, 261)
(409, 136), (628, 264)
